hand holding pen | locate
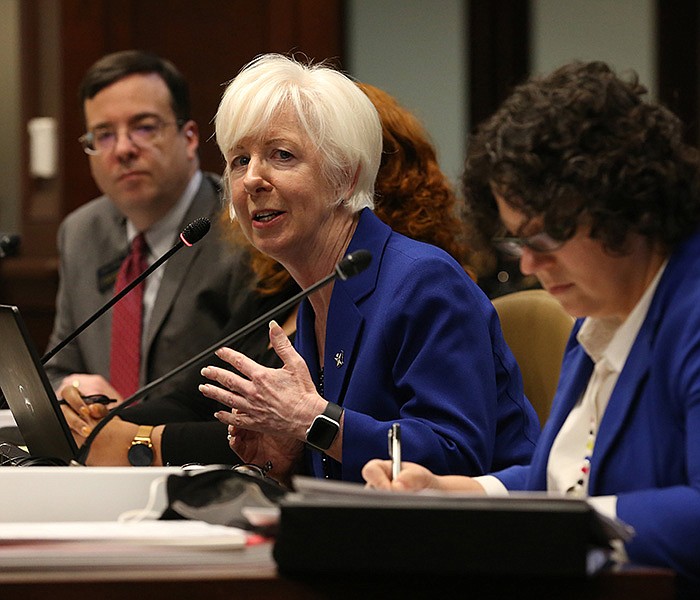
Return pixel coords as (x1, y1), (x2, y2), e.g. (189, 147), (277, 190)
(388, 423), (401, 481)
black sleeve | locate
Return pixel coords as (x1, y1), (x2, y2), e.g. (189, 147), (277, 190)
(120, 351), (226, 426)
(160, 420), (237, 466)
(119, 284), (299, 467)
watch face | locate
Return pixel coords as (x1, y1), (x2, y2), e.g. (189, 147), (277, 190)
(306, 414), (339, 451)
(127, 443), (154, 466)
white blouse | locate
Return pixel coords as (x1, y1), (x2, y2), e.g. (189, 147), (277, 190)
(478, 260), (668, 526)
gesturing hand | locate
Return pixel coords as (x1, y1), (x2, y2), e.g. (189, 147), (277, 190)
(200, 320), (327, 441)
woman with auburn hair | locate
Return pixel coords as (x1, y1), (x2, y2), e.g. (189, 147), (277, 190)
(246, 81), (475, 294)
(357, 82), (473, 274)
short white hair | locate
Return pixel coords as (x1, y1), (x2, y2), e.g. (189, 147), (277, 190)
(215, 54), (381, 212)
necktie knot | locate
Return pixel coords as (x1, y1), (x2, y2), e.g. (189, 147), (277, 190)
(131, 233), (148, 260)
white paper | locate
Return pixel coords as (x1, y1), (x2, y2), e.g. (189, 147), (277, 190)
(0, 409), (17, 428)
(0, 520), (248, 548)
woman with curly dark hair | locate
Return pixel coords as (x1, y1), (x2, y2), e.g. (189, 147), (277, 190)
(364, 61), (700, 590)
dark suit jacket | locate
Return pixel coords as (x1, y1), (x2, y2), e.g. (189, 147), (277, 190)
(44, 172), (253, 400)
(120, 282), (300, 466)
(298, 209), (540, 482)
(495, 231), (700, 585)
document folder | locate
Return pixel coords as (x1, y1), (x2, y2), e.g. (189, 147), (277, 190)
(273, 477), (633, 578)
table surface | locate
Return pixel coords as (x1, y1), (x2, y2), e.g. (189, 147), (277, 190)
(0, 541), (678, 600)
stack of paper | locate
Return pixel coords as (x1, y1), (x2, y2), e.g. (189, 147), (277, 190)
(0, 520), (249, 570)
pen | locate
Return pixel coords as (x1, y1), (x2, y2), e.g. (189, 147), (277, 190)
(57, 394), (114, 406)
(388, 422), (401, 481)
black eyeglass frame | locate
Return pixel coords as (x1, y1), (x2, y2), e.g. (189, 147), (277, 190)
(230, 461), (280, 484)
(492, 232), (565, 257)
(78, 117), (185, 156)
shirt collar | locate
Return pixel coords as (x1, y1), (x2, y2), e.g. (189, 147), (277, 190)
(125, 170), (202, 259)
(577, 259), (668, 373)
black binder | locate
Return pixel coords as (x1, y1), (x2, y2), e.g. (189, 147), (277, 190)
(273, 477), (633, 578)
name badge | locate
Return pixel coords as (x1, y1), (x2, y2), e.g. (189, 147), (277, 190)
(97, 254), (126, 293)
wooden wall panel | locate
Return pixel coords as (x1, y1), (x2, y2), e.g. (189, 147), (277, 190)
(468, 0), (530, 131)
(657, 0), (700, 145)
(57, 0), (345, 219)
(4, 0), (343, 351)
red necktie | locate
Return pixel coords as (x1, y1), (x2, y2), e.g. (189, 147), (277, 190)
(110, 233), (148, 398)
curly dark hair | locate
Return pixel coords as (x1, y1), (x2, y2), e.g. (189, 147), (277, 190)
(463, 60), (700, 255)
(223, 81), (477, 295)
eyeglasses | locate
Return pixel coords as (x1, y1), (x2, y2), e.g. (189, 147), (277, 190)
(181, 460), (278, 483)
(78, 117), (183, 155)
(233, 461), (275, 481)
(492, 232), (564, 257)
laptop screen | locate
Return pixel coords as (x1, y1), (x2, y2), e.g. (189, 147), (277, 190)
(0, 305), (77, 464)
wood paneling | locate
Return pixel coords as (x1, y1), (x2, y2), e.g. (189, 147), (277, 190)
(56, 0), (345, 221)
(468, 0), (530, 131)
(657, 0), (700, 145)
(4, 0), (343, 351)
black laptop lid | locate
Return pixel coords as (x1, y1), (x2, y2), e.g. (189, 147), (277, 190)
(0, 304), (77, 463)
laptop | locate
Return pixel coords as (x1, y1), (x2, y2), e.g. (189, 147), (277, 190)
(0, 304), (78, 464)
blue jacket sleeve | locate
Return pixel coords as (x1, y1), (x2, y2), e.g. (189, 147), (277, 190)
(340, 256), (537, 481)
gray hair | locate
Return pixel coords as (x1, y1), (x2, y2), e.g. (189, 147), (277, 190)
(215, 54), (382, 212)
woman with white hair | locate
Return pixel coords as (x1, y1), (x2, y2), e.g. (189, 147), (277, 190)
(200, 54), (539, 484)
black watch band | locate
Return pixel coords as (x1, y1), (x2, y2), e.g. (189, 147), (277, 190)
(305, 402), (343, 451)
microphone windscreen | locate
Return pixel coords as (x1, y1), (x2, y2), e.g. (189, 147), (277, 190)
(335, 249), (372, 280)
(180, 217), (211, 246)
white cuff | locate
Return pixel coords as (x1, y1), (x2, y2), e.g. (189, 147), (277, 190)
(587, 495), (628, 564)
(587, 494), (617, 520)
(474, 474), (509, 496)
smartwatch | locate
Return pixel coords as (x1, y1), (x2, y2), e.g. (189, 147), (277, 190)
(127, 425), (155, 466)
(305, 402), (343, 451)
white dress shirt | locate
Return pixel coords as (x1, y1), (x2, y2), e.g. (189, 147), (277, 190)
(124, 170), (201, 350)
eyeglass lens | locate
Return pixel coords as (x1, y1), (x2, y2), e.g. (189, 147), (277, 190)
(80, 117), (177, 155)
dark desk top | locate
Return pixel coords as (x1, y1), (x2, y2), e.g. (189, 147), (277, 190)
(0, 542), (677, 600)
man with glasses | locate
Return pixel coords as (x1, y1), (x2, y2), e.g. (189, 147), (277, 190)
(44, 51), (253, 419)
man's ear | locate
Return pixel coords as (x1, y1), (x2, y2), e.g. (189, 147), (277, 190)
(183, 121), (199, 144)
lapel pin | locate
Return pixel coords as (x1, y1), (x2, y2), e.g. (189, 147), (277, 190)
(334, 350), (344, 368)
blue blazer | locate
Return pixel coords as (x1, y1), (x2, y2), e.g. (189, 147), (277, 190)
(496, 231), (700, 583)
(296, 209), (539, 482)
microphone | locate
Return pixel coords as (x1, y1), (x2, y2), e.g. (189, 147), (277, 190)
(0, 233), (21, 258)
(0, 218), (210, 411)
(41, 217), (211, 365)
(73, 248), (372, 465)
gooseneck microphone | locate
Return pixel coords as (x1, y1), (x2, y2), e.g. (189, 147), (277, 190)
(41, 217), (211, 365)
(74, 249), (372, 465)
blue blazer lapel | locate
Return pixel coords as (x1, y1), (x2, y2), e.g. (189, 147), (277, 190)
(588, 287), (662, 492)
(323, 289), (364, 405)
(318, 209), (388, 405)
(588, 335), (651, 492)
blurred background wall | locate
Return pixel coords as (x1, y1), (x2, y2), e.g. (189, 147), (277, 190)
(0, 0), (696, 347)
